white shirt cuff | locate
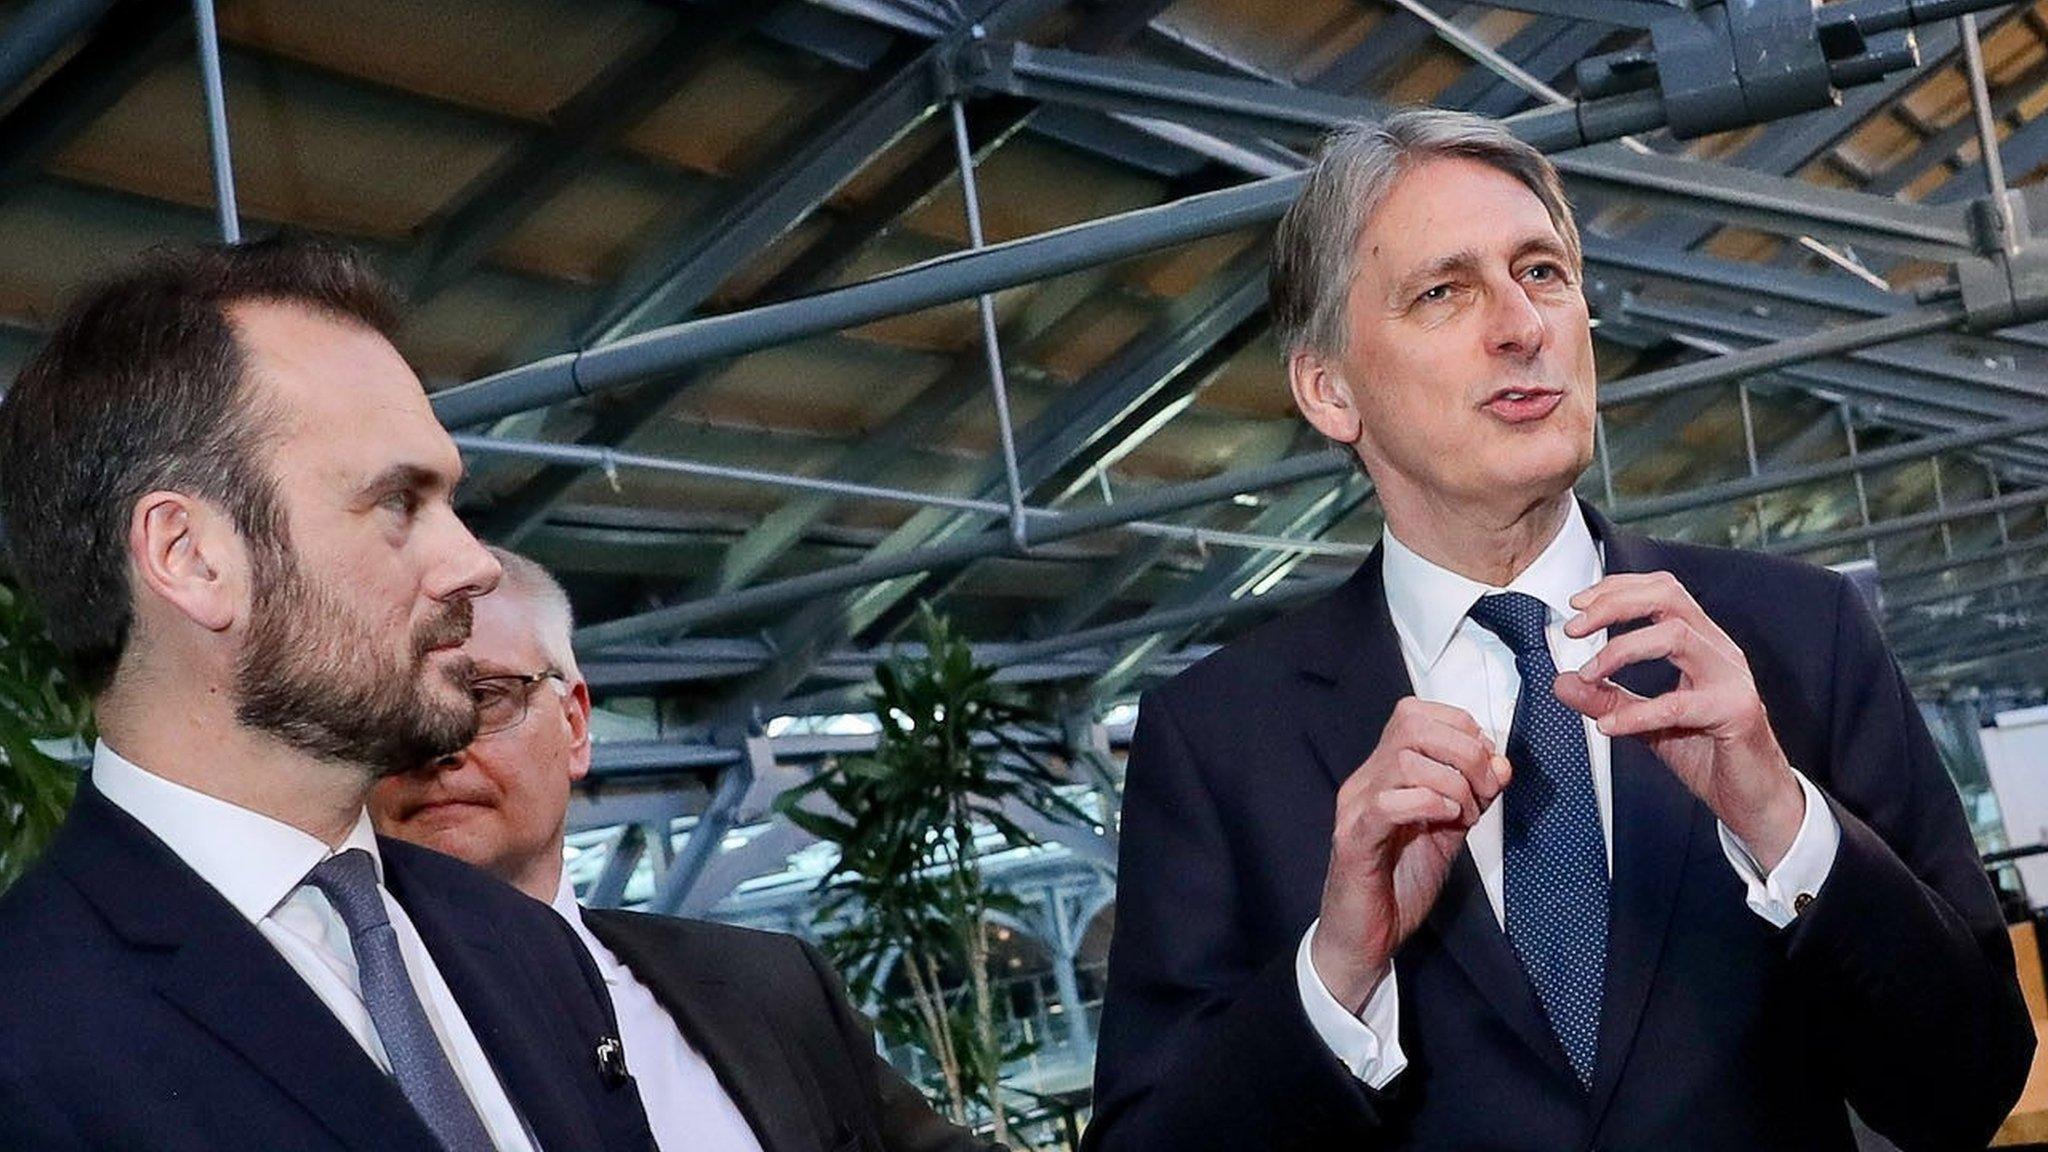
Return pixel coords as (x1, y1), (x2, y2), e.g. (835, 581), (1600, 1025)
(1716, 769), (1841, 929)
(1294, 920), (1408, 1089)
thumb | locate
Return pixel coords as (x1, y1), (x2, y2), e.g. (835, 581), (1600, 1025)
(1552, 669), (1641, 721)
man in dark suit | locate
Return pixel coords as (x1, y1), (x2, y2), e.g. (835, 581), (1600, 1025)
(0, 240), (655, 1152)
(1086, 109), (2036, 1151)
(371, 546), (999, 1152)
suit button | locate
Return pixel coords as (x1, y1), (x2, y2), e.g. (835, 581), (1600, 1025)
(1793, 892), (1814, 916)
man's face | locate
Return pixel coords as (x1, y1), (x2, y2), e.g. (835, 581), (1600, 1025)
(228, 303), (501, 775)
(368, 588), (590, 888)
(1295, 156), (1597, 518)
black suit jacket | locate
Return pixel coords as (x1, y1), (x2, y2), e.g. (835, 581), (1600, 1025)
(579, 908), (1000, 1152)
(1086, 505), (2034, 1151)
(0, 779), (656, 1152)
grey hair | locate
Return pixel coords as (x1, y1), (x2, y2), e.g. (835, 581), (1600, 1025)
(486, 545), (579, 680)
(1270, 107), (1581, 359)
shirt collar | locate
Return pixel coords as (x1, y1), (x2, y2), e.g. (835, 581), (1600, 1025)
(90, 739), (384, 925)
(551, 871), (622, 985)
(1381, 498), (1604, 672)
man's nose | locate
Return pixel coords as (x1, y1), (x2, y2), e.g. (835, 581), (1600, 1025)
(1488, 282), (1547, 358)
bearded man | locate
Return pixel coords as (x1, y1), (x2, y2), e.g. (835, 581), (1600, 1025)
(0, 239), (656, 1152)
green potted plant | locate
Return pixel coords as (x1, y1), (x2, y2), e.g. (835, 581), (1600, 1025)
(0, 580), (93, 892)
(776, 606), (1091, 1142)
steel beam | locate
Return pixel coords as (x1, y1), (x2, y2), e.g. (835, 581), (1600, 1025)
(1602, 300), (1974, 406)
(0, 0), (183, 195)
(393, 9), (757, 303)
(430, 36), (1919, 433)
(1090, 472), (1377, 703)
(1625, 12), (1988, 250)
(1766, 486), (2048, 558)
(1462, 0), (1674, 31)
(1612, 409), (2048, 523)
(688, 254), (1276, 715)
(578, 43), (944, 348)
(462, 54), (1026, 544)
(645, 740), (759, 916)
(0, 0), (120, 103)
(584, 824), (646, 910)
(430, 167), (1301, 429)
(1559, 144), (1977, 262)
(572, 450), (1350, 649)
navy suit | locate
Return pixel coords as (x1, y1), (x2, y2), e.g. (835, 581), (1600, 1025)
(1087, 506), (2034, 1151)
(581, 908), (1001, 1152)
(0, 780), (656, 1152)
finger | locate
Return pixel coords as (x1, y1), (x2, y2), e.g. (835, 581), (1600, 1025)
(1394, 697), (1488, 742)
(1574, 618), (1700, 685)
(1408, 720), (1506, 800)
(1594, 689), (1714, 738)
(1396, 749), (1483, 825)
(1551, 668), (1643, 722)
(1564, 572), (1708, 638)
(1374, 785), (1465, 827)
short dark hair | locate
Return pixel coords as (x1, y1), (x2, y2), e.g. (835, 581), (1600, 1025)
(0, 237), (402, 693)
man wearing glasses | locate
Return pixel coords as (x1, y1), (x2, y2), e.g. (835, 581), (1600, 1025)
(372, 547), (997, 1152)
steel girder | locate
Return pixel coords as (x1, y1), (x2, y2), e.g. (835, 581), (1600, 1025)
(680, 252), (1278, 720)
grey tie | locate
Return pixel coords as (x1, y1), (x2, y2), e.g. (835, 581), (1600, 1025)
(303, 849), (496, 1152)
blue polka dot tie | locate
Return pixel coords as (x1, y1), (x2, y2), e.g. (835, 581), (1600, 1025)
(1468, 591), (1607, 1089)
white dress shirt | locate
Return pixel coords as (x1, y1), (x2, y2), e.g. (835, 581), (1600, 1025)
(551, 878), (765, 1152)
(91, 741), (538, 1152)
(1294, 501), (1843, 1087)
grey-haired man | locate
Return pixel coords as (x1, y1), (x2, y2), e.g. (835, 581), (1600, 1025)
(1087, 109), (2032, 1151)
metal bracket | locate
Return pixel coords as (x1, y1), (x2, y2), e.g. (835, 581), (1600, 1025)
(1953, 190), (2048, 331)
(1576, 0), (1999, 140)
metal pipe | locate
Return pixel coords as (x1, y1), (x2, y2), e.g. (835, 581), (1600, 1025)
(1880, 530), (2048, 585)
(430, 172), (1305, 429)
(1610, 409), (2048, 522)
(453, 432), (1373, 558)
(572, 449), (1351, 648)
(1885, 562), (2048, 614)
(1001, 574), (1344, 665)
(1600, 300), (1971, 406)
(191, 0), (239, 243)
(950, 95), (1030, 550)
(450, 433), (1006, 516)
(1959, 12), (2020, 255)
(428, 86), (1692, 433)
(1765, 486), (2048, 557)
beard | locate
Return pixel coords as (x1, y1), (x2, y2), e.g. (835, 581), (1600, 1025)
(234, 543), (479, 777)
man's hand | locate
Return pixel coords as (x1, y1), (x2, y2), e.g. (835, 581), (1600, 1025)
(1554, 571), (1805, 869)
(1312, 698), (1511, 1013)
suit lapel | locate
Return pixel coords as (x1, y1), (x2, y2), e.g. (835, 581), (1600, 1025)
(1582, 505), (1698, 1123)
(1300, 550), (1413, 795)
(387, 853), (600, 1152)
(583, 910), (819, 1152)
(54, 782), (439, 1152)
(1299, 552), (1576, 1082)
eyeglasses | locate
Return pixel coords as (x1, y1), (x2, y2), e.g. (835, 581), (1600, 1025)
(470, 670), (566, 737)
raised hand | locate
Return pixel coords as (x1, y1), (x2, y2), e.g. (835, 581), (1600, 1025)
(1310, 698), (1512, 1012)
(1553, 571), (1805, 868)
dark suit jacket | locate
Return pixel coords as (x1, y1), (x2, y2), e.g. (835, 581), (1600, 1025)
(1086, 504), (2035, 1152)
(580, 908), (1000, 1152)
(0, 779), (656, 1152)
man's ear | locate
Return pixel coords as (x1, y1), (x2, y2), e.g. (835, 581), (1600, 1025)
(128, 491), (244, 633)
(564, 678), (592, 784)
(1288, 350), (1364, 446)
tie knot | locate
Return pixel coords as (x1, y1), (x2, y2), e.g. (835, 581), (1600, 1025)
(1468, 591), (1552, 657)
(303, 847), (390, 938)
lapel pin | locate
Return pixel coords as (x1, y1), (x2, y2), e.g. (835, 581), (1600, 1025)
(595, 1036), (630, 1088)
